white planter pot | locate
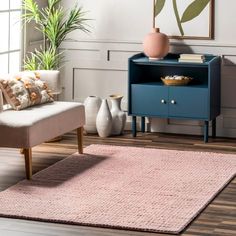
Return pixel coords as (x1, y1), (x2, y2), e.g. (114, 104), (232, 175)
(84, 96), (102, 134)
(35, 70), (61, 94)
(110, 95), (126, 135)
(96, 99), (112, 138)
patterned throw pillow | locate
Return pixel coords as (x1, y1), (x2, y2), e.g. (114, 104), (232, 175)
(0, 72), (54, 110)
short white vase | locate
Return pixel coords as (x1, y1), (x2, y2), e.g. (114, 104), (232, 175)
(110, 95), (126, 135)
(96, 99), (112, 138)
(84, 96), (102, 134)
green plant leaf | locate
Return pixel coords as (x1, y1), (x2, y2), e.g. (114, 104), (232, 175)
(35, 47), (64, 70)
(22, 0), (90, 70)
(181, 0), (211, 23)
(172, 0), (184, 36)
(155, 0), (166, 17)
(47, 0), (62, 10)
(22, 0), (42, 24)
(24, 47), (64, 70)
(24, 53), (38, 70)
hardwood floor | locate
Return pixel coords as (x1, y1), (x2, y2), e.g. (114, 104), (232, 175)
(0, 131), (236, 236)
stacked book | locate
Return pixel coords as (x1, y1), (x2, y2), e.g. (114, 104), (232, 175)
(178, 54), (205, 63)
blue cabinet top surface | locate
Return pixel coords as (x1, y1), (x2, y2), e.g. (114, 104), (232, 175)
(131, 53), (219, 67)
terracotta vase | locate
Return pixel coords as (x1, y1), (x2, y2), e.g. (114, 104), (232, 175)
(143, 28), (169, 60)
(84, 96), (102, 134)
(96, 99), (112, 138)
(110, 95), (126, 135)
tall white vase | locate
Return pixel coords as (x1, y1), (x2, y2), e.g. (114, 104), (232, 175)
(84, 96), (102, 134)
(110, 95), (126, 135)
(96, 99), (112, 138)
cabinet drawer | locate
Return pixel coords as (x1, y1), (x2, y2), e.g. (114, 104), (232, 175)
(169, 87), (208, 119)
(131, 84), (168, 116)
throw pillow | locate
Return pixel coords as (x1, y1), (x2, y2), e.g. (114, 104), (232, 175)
(0, 72), (54, 110)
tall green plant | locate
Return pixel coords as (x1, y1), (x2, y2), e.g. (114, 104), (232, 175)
(23, 0), (89, 70)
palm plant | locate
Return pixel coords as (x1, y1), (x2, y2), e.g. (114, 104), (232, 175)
(23, 0), (89, 70)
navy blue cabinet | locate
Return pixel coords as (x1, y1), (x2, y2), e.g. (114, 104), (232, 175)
(128, 53), (221, 142)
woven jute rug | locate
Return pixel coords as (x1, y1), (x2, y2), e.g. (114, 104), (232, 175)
(0, 145), (236, 234)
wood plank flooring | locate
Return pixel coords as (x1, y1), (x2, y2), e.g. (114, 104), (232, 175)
(0, 132), (235, 236)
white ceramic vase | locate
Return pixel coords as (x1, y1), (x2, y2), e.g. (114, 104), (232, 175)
(110, 95), (126, 135)
(84, 96), (102, 134)
(96, 99), (112, 138)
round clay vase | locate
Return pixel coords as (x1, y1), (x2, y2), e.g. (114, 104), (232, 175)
(96, 99), (112, 138)
(109, 95), (126, 135)
(84, 96), (102, 134)
(143, 28), (169, 60)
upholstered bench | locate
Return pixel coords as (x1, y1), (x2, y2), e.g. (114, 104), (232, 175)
(0, 70), (85, 180)
(0, 100), (85, 180)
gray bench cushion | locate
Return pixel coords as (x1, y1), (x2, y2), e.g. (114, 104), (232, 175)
(0, 101), (85, 148)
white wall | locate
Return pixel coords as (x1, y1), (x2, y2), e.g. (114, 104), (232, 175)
(59, 0), (236, 138)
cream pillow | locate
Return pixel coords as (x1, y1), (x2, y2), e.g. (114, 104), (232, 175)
(0, 72), (54, 110)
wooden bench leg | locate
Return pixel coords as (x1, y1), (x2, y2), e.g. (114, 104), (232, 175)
(24, 148), (32, 180)
(77, 127), (83, 154)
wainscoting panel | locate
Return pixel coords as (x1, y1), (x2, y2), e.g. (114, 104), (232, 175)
(64, 49), (101, 60)
(221, 76), (236, 108)
(108, 50), (141, 62)
(73, 68), (127, 109)
(59, 40), (236, 138)
(223, 117), (236, 129)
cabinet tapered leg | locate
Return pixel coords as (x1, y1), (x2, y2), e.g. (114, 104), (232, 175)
(77, 127), (83, 154)
(132, 116), (137, 137)
(204, 121), (209, 143)
(24, 148), (32, 180)
(212, 119), (216, 138)
(141, 117), (145, 133)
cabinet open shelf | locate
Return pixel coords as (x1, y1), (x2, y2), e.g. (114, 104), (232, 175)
(133, 81), (208, 89)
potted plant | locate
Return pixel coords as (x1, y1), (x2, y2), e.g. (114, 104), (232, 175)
(22, 0), (89, 93)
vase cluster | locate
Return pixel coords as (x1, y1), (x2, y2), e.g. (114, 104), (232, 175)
(84, 95), (126, 138)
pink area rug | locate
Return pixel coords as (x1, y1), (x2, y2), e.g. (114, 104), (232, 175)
(0, 145), (236, 234)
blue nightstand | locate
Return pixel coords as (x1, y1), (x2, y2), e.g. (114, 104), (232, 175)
(128, 53), (221, 143)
